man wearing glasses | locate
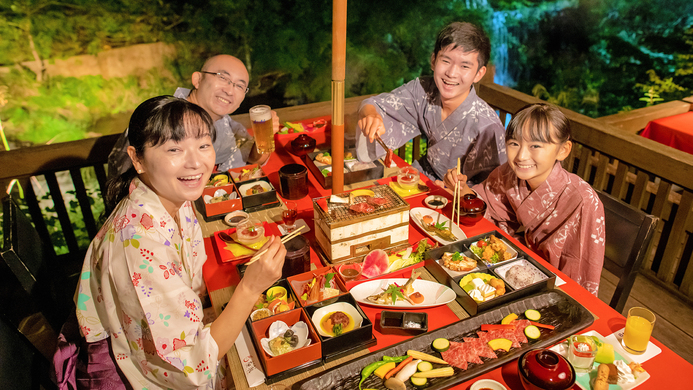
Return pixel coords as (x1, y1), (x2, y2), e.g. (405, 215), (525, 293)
(107, 54), (279, 179)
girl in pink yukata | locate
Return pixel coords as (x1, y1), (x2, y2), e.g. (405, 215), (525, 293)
(444, 103), (605, 295)
(53, 96), (286, 389)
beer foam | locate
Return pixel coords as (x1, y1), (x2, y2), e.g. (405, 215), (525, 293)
(249, 107), (272, 122)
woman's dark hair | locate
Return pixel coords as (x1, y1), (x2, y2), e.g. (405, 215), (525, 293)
(433, 21), (491, 70)
(506, 103), (571, 144)
(104, 95), (215, 213)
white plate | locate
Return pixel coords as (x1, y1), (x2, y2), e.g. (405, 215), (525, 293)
(310, 302), (363, 338)
(350, 278), (456, 308)
(238, 181), (273, 196)
(409, 207), (466, 245)
(549, 330), (650, 390)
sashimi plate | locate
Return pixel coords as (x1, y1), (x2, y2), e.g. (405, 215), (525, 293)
(410, 207), (466, 245)
(349, 278), (456, 308)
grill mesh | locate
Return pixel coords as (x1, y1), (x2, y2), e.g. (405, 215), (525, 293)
(314, 185), (409, 226)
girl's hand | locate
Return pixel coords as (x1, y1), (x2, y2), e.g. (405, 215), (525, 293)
(443, 168), (474, 197)
(241, 236), (287, 296)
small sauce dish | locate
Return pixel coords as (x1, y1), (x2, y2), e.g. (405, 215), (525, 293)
(224, 210), (249, 227)
(470, 379), (507, 390)
(424, 195), (448, 210)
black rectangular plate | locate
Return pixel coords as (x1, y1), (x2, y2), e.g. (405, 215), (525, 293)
(292, 289), (593, 390)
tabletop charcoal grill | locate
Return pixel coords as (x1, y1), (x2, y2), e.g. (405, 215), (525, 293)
(313, 185), (410, 264)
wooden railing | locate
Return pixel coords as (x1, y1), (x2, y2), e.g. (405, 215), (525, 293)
(3, 86), (693, 303)
(477, 83), (693, 303)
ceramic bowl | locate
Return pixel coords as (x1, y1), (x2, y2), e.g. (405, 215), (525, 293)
(470, 379), (507, 390)
(424, 195), (449, 210)
(223, 210), (249, 227)
(518, 348), (576, 390)
(310, 302), (363, 338)
(337, 263), (363, 281)
(260, 320), (311, 357)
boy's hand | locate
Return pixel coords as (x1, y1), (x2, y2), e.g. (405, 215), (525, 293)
(357, 104), (386, 143)
(271, 110), (280, 134)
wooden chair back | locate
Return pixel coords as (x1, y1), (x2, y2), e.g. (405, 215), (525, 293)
(1, 195), (75, 333)
(597, 190), (658, 313)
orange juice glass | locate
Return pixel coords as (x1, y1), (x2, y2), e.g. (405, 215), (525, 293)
(621, 307), (655, 355)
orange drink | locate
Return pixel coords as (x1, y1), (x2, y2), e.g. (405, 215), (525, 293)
(621, 307), (655, 355)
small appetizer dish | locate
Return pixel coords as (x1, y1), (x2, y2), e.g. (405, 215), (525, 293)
(380, 310), (428, 335)
(311, 302), (363, 338)
(203, 188), (238, 204)
(238, 180), (273, 196)
(440, 251), (479, 273)
(223, 210), (249, 227)
(289, 267), (347, 306)
(468, 235), (518, 265)
(494, 259), (549, 290)
(397, 166), (420, 190)
(424, 195), (448, 210)
(207, 172), (231, 187)
(235, 218), (268, 249)
(337, 262), (363, 281)
(229, 165), (265, 182)
(458, 272), (507, 303)
(260, 320), (311, 357)
(250, 285), (296, 321)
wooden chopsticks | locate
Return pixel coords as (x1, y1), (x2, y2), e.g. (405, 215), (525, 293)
(451, 158), (461, 226)
(245, 225), (306, 265)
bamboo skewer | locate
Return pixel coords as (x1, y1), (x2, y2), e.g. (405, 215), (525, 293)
(245, 225), (306, 265)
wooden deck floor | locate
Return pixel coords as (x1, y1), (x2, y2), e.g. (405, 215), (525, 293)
(598, 270), (693, 364)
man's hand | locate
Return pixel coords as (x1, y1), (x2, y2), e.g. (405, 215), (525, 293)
(358, 104), (385, 143)
(271, 110), (280, 134)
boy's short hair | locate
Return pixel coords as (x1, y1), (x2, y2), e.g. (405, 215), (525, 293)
(433, 22), (491, 70)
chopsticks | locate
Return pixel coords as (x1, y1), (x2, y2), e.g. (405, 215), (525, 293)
(375, 135), (394, 168)
(245, 225), (306, 265)
(451, 158), (461, 227)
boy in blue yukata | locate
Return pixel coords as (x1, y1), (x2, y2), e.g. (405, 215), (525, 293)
(356, 22), (506, 186)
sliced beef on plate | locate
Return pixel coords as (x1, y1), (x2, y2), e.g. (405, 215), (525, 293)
(513, 319), (531, 344)
(463, 337), (498, 359)
(441, 342), (468, 370)
(486, 328), (521, 349)
(458, 342), (484, 365)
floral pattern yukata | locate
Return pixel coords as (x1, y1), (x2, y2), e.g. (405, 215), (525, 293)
(76, 178), (222, 389)
(473, 162), (606, 295)
(355, 77), (507, 184)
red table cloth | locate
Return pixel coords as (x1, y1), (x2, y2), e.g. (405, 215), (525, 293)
(641, 111), (693, 154)
(202, 118), (693, 389)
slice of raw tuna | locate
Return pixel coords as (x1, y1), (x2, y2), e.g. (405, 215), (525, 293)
(361, 249), (389, 278)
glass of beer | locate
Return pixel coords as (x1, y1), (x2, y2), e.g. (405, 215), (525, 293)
(249, 105), (274, 154)
(621, 307), (655, 355)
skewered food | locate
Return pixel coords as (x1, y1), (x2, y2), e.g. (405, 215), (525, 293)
(366, 270), (422, 305)
(418, 214), (457, 241)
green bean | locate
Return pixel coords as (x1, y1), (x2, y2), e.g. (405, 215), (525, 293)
(382, 355), (410, 363)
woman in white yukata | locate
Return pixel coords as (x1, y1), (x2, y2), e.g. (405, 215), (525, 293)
(53, 96), (286, 390)
(444, 103), (606, 295)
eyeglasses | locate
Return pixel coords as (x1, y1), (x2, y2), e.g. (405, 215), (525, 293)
(200, 71), (249, 94)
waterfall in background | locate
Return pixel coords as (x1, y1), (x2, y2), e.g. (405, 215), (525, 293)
(491, 11), (512, 86)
